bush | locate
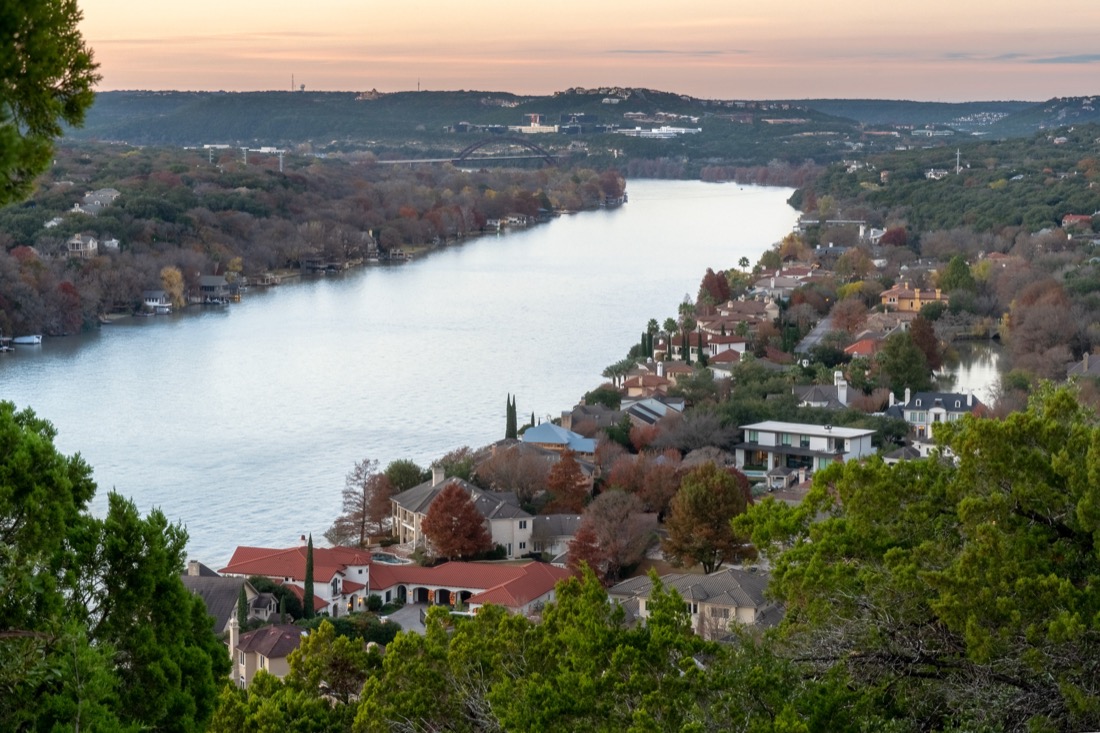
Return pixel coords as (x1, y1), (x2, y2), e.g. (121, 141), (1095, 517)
(366, 594), (383, 612)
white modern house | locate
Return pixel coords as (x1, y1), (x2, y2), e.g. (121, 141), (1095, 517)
(734, 420), (876, 478)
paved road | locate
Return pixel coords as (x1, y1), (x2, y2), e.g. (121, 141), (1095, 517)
(794, 315), (834, 355)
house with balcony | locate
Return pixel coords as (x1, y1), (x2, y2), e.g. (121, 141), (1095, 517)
(67, 233), (98, 259)
(220, 542), (373, 618)
(391, 469), (533, 559)
(734, 420), (876, 478)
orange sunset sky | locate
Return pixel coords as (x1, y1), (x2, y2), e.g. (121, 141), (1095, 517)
(78, 0), (1100, 101)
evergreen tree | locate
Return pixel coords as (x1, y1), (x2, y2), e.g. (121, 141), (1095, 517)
(237, 584), (249, 630)
(303, 534), (315, 619)
(505, 394), (518, 440)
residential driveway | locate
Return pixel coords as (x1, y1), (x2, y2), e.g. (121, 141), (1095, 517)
(386, 603), (427, 634)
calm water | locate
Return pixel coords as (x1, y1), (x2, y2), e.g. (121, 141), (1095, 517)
(0, 180), (799, 565)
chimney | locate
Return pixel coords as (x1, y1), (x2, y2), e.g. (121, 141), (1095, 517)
(967, 390), (973, 407)
(833, 370), (843, 386)
(656, 361), (665, 378)
(299, 534), (307, 546)
(187, 560), (201, 576)
(228, 614), (239, 665)
(904, 387), (911, 405)
(837, 379), (848, 406)
(889, 391), (895, 407)
(432, 465), (445, 486)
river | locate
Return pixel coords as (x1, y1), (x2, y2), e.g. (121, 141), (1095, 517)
(0, 180), (801, 565)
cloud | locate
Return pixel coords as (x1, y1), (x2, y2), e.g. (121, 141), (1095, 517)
(1029, 53), (1100, 64)
(606, 49), (737, 57)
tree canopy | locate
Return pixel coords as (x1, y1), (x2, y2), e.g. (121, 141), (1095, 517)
(662, 462), (755, 573)
(421, 482), (493, 560)
(738, 384), (1100, 732)
(0, 0), (99, 205)
(0, 401), (227, 731)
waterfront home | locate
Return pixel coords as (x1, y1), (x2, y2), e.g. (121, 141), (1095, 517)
(608, 567), (780, 641)
(734, 420), (876, 478)
(197, 275), (230, 303)
(521, 422), (596, 455)
(67, 233), (98, 259)
(142, 290), (172, 314)
(391, 469), (533, 559)
(220, 542), (373, 618)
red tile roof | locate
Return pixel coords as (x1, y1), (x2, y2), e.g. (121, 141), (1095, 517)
(467, 563), (572, 610)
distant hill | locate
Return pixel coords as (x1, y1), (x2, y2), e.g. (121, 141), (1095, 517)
(790, 99), (1034, 131)
(63, 89), (1099, 171)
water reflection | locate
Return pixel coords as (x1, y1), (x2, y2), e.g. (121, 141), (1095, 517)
(936, 341), (1002, 404)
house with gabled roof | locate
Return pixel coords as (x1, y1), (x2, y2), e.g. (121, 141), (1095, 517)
(223, 542), (570, 617)
(884, 388), (985, 442)
(792, 371), (850, 410)
(391, 469), (533, 558)
(181, 560), (276, 634)
(220, 542), (373, 618)
(228, 621), (304, 688)
(608, 567), (780, 640)
(880, 281), (947, 313)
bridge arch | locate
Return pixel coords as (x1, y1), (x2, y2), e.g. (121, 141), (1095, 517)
(454, 136), (557, 166)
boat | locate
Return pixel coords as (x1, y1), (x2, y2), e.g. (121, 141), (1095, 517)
(12, 334), (42, 345)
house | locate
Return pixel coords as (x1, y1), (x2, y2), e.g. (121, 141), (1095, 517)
(560, 403), (624, 433)
(220, 542), (373, 618)
(180, 560), (276, 634)
(67, 233), (98, 259)
(142, 290), (172, 314)
(1067, 352), (1100, 378)
(1062, 214), (1094, 229)
(880, 281), (948, 312)
(884, 389), (985, 441)
(198, 275), (230, 303)
(792, 371), (850, 409)
(622, 372), (671, 398)
(228, 620), (303, 688)
(734, 420), (876, 478)
(608, 567), (780, 640)
(621, 395), (684, 427)
(390, 469), (533, 558)
(465, 561), (573, 614)
(521, 422), (596, 455)
(529, 514), (583, 563)
(221, 540), (568, 615)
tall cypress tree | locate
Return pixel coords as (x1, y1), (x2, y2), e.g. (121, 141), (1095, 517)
(237, 584), (248, 629)
(506, 394), (518, 440)
(303, 534), (315, 619)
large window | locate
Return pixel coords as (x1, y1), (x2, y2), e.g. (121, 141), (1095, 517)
(744, 450), (768, 470)
(746, 429), (759, 443)
(799, 434), (810, 448)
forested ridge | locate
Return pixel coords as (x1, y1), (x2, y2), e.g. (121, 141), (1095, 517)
(0, 143), (624, 337)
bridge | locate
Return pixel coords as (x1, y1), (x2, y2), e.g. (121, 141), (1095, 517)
(375, 137), (568, 166)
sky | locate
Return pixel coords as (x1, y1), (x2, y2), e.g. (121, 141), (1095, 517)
(78, 0), (1100, 102)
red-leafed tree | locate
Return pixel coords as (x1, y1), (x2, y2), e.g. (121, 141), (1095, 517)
(566, 522), (605, 579)
(662, 462), (755, 573)
(421, 482), (493, 560)
(544, 450), (589, 513)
